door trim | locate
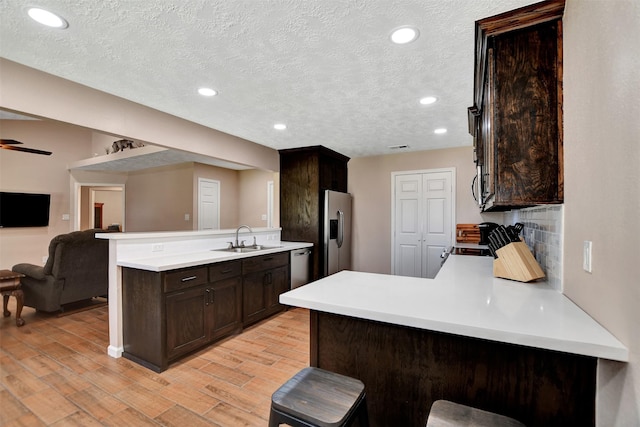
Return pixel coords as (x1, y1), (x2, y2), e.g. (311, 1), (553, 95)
(267, 180), (274, 228)
(390, 167), (456, 276)
(73, 181), (125, 231)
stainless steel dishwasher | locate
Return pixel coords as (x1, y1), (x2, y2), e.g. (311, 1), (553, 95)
(290, 248), (311, 289)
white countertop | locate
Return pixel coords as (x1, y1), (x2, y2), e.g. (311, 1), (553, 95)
(454, 242), (488, 249)
(280, 255), (628, 362)
(118, 241), (313, 271)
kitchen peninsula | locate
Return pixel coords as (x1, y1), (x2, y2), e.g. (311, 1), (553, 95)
(280, 255), (628, 427)
(97, 228), (311, 369)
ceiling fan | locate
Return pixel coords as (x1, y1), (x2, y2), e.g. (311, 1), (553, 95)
(0, 139), (52, 155)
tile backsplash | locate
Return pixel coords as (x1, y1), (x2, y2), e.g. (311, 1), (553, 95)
(504, 205), (564, 291)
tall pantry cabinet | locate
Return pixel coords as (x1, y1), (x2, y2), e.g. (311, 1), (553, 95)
(279, 146), (349, 281)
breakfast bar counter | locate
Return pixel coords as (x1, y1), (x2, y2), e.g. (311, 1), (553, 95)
(280, 255), (627, 427)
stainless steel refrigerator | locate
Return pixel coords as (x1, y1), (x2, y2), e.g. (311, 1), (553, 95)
(323, 190), (352, 276)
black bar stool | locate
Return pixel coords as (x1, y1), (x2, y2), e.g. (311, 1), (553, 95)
(269, 367), (369, 427)
(426, 400), (526, 427)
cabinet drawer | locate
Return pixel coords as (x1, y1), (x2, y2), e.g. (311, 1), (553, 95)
(242, 252), (288, 274)
(164, 266), (208, 292)
(209, 260), (241, 282)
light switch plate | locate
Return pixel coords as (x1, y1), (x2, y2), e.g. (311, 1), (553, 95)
(583, 241), (592, 273)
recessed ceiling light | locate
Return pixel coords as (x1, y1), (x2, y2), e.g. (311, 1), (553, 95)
(420, 96), (437, 105)
(274, 123), (287, 130)
(434, 128), (447, 134)
(27, 7), (68, 29)
(390, 26), (419, 44)
(198, 87), (217, 97)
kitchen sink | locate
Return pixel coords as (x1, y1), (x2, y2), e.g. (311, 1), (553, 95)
(212, 245), (283, 253)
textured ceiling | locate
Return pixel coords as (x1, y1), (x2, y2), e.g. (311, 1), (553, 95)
(0, 0), (538, 159)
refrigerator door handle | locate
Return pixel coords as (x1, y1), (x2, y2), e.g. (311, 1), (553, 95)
(336, 210), (344, 248)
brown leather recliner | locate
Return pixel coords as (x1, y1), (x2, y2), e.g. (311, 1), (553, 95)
(12, 229), (109, 312)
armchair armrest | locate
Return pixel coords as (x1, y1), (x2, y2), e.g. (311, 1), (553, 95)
(12, 263), (47, 281)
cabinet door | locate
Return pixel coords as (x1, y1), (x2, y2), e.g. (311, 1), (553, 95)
(165, 286), (209, 360)
(211, 276), (242, 340)
(491, 22), (561, 209)
(266, 265), (289, 314)
(242, 270), (268, 326)
(481, 47), (495, 206)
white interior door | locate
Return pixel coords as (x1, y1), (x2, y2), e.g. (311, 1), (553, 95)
(392, 169), (454, 278)
(422, 172), (453, 278)
(393, 174), (423, 277)
(198, 178), (220, 230)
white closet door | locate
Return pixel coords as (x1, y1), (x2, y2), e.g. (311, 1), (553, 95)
(393, 174), (423, 277)
(393, 169), (454, 278)
(422, 171), (452, 278)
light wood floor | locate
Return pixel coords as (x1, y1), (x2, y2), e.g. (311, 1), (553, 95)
(0, 299), (310, 426)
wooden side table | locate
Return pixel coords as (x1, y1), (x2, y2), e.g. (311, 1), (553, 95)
(0, 269), (25, 327)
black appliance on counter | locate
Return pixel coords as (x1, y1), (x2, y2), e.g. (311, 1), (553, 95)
(478, 222), (499, 245)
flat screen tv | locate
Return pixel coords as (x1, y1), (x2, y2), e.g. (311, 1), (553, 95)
(0, 192), (51, 228)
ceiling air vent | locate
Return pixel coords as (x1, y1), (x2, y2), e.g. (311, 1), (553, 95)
(388, 144), (409, 150)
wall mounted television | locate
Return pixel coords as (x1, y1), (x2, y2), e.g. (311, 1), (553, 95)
(0, 192), (51, 228)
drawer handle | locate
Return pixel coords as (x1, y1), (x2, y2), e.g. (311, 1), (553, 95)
(262, 257), (273, 262)
(205, 289), (210, 306)
(181, 275), (198, 282)
(221, 269), (232, 274)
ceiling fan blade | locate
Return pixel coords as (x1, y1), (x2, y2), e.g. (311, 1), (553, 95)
(0, 139), (23, 145)
(0, 145), (52, 155)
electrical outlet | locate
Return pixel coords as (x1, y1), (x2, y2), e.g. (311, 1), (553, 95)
(583, 241), (592, 273)
(261, 214), (267, 221)
(152, 243), (164, 252)
(62, 214), (70, 221)
(184, 213), (190, 221)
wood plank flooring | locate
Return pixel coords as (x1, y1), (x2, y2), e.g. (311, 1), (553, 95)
(0, 300), (309, 426)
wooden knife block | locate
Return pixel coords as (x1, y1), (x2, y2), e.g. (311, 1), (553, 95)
(493, 241), (545, 282)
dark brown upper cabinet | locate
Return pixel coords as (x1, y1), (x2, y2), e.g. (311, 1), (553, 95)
(469, 0), (565, 211)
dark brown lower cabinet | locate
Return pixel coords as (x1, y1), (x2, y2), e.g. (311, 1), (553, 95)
(242, 252), (289, 327)
(165, 285), (210, 361)
(123, 260), (243, 372)
(210, 276), (242, 340)
(123, 254), (289, 372)
(165, 276), (243, 360)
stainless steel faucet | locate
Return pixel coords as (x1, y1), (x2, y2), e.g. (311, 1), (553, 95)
(234, 225), (254, 248)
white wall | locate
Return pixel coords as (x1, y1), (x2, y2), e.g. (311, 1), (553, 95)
(348, 146), (502, 274)
(0, 120), (94, 267)
(563, 1), (640, 425)
(94, 189), (123, 229)
(0, 58), (279, 172)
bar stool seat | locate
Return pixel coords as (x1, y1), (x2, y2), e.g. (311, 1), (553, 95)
(426, 400), (525, 427)
(269, 366), (369, 427)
